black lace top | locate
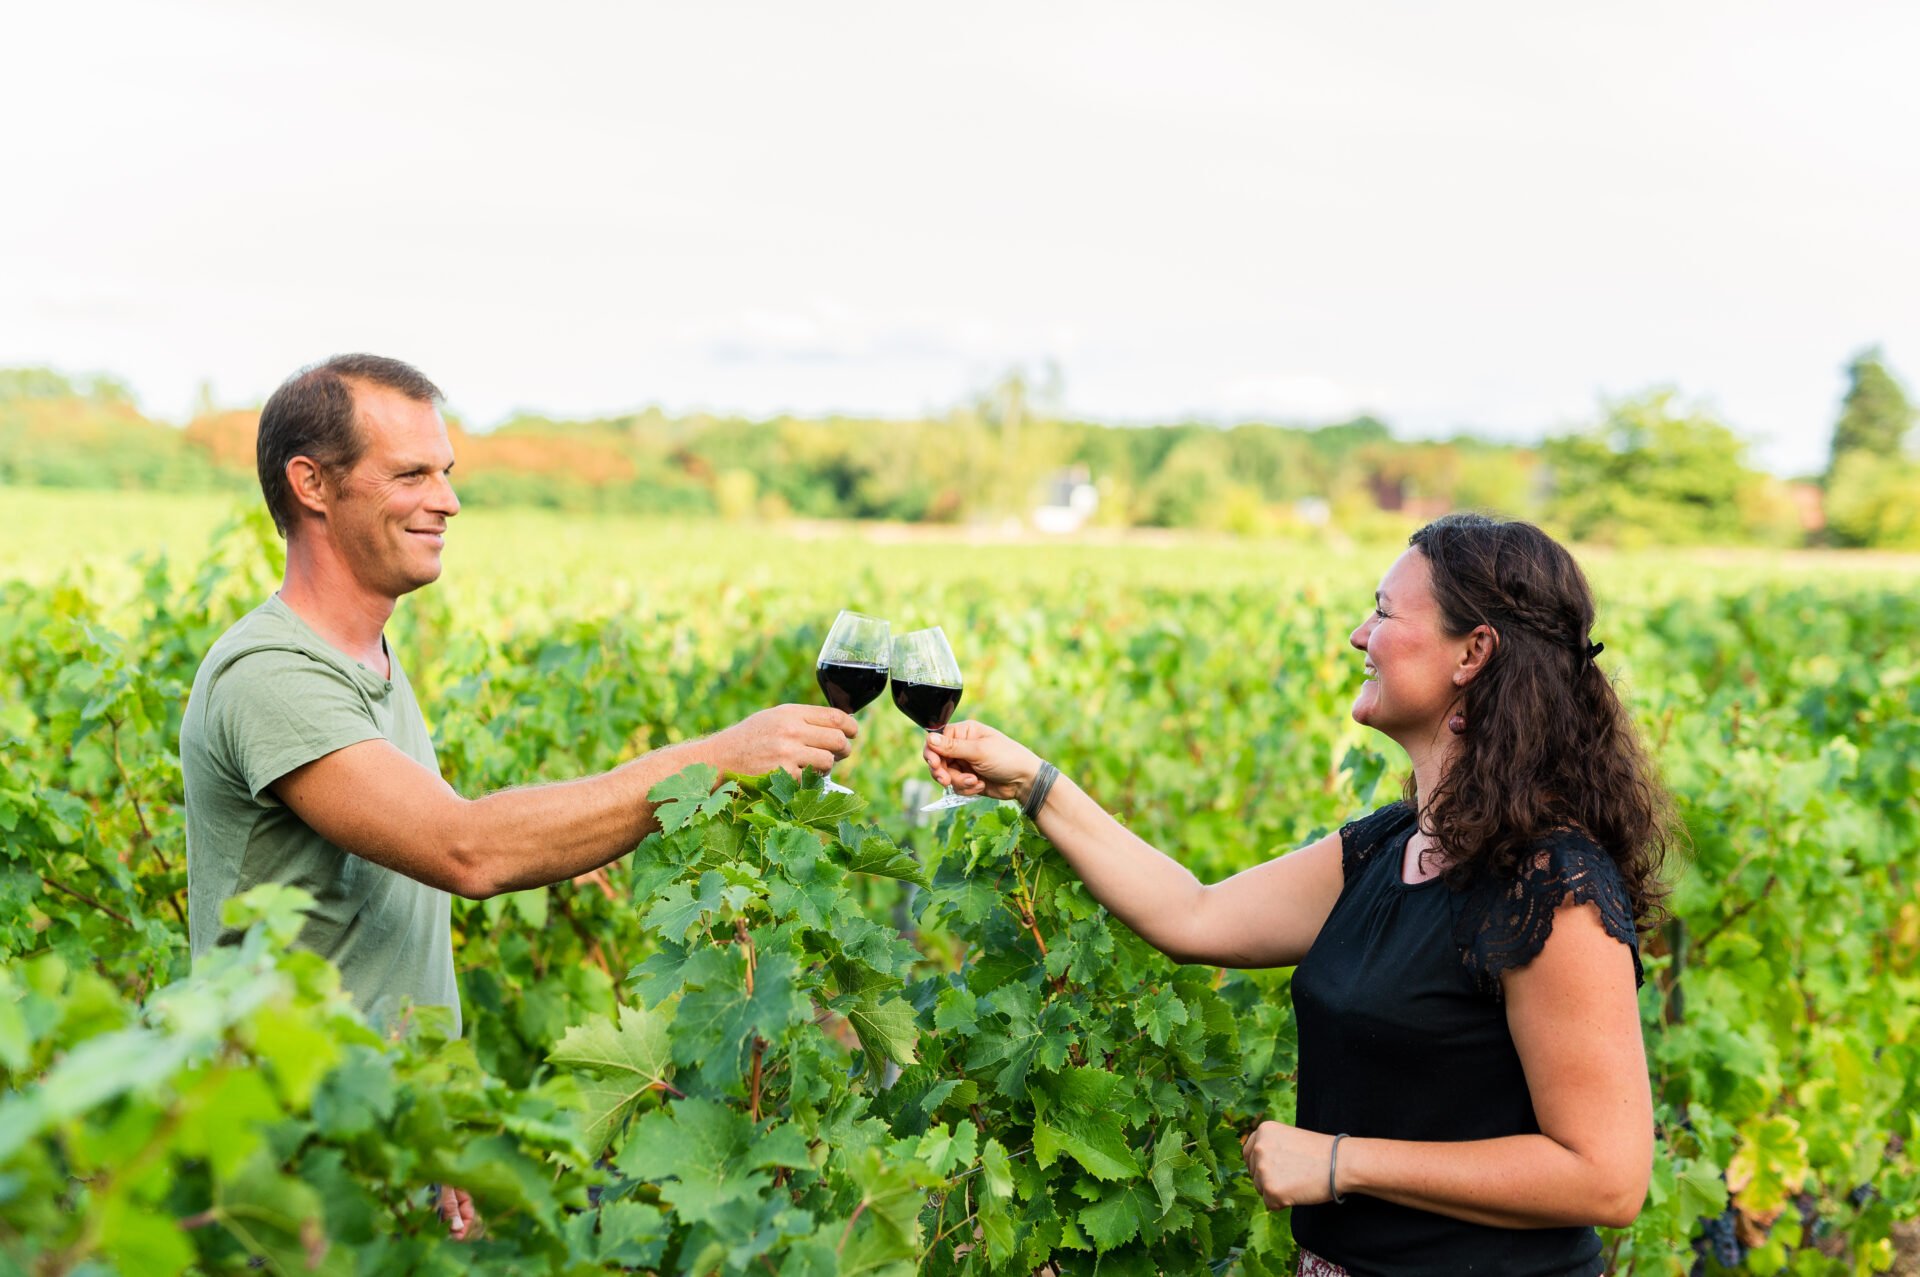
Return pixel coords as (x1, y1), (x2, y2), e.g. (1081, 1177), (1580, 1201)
(1289, 802), (1642, 1277)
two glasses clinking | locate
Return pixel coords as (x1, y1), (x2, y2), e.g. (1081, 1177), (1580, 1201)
(813, 610), (974, 812)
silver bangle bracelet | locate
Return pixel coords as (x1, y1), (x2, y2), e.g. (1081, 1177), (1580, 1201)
(1023, 761), (1060, 820)
(1329, 1133), (1348, 1204)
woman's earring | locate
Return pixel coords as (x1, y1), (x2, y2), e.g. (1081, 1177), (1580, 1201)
(1447, 713), (1467, 736)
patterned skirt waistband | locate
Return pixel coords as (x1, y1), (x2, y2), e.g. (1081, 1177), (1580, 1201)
(1295, 1251), (1351, 1277)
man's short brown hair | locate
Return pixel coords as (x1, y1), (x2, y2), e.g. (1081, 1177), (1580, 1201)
(256, 354), (443, 537)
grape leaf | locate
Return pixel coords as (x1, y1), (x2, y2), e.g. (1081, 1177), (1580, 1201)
(1079, 1179), (1159, 1250)
(627, 939), (698, 1007)
(616, 1099), (812, 1223)
(845, 994), (919, 1076)
(673, 950), (810, 1082)
(1131, 985), (1190, 1048)
(914, 1119), (977, 1177)
(548, 1003), (675, 1152)
(594, 1201), (668, 1267)
(1727, 1114), (1810, 1215)
(761, 822), (824, 875)
(643, 870), (730, 941)
(649, 764), (738, 833)
(175, 1066), (281, 1182)
(786, 787), (865, 830)
(1033, 1110), (1142, 1181)
(933, 984), (978, 1034)
(98, 1195), (195, 1277)
(838, 1146), (938, 1274)
(214, 1154), (352, 1276)
(309, 1044), (395, 1139)
(844, 834), (931, 887)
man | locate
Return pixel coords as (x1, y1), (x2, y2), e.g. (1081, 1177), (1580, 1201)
(180, 355), (855, 1234)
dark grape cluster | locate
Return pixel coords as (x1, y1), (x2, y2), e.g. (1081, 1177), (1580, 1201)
(1689, 1209), (1746, 1273)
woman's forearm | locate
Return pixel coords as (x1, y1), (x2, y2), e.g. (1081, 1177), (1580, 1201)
(1339, 1132), (1643, 1230)
(1030, 775), (1211, 961)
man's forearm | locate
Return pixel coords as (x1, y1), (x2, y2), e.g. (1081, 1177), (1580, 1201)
(1339, 1133), (1641, 1230)
(449, 736), (727, 897)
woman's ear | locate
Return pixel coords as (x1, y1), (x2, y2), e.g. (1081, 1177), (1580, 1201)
(1455, 624), (1498, 686)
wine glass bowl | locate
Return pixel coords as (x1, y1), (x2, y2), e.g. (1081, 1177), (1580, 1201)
(888, 627), (975, 811)
(816, 610), (890, 794)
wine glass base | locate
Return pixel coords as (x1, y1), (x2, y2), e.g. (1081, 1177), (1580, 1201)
(823, 778), (857, 796)
(919, 793), (981, 812)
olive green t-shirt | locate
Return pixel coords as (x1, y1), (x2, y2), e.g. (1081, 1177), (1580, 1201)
(180, 594), (460, 1035)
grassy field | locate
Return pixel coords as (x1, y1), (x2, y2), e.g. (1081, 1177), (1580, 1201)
(8, 482), (1917, 600)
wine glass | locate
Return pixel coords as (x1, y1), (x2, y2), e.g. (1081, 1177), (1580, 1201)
(815, 610), (891, 795)
(888, 627), (974, 812)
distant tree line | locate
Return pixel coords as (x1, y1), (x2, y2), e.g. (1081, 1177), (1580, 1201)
(2, 352), (1914, 547)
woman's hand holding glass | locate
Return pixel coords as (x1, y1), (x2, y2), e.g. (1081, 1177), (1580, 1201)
(923, 721), (1045, 805)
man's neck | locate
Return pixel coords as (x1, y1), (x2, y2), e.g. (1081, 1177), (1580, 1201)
(278, 541), (395, 676)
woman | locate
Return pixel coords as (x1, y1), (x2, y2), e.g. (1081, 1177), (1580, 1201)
(924, 513), (1672, 1276)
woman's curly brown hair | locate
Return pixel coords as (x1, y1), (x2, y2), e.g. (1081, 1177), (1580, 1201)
(1407, 512), (1676, 928)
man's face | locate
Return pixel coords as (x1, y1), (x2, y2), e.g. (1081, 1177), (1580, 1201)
(329, 381), (460, 599)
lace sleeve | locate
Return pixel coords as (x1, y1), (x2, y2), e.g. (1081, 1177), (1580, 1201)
(1452, 831), (1643, 999)
(1337, 801), (1415, 879)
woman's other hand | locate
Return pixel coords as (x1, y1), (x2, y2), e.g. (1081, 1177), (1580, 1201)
(1242, 1120), (1337, 1209)
(924, 720), (1044, 803)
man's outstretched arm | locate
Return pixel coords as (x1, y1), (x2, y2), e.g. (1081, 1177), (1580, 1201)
(271, 704), (855, 899)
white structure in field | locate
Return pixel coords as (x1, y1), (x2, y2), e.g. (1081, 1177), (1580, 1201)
(1034, 465), (1099, 533)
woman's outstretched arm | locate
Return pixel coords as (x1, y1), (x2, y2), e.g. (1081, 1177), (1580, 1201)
(926, 720), (1345, 968)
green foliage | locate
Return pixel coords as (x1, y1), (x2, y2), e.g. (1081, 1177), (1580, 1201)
(0, 368), (238, 493)
(0, 886), (603, 1275)
(900, 805), (1283, 1272)
(1543, 391), (1790, 546)
(2, 509), (1917, 1273)
(1823, 451), (1920, 548)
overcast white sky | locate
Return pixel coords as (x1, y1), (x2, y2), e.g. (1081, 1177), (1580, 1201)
(5, 2), (1917, 475)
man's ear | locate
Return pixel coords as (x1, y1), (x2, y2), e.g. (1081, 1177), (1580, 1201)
(1456, 624), (1498, 687)
(286, 456), (332, 520)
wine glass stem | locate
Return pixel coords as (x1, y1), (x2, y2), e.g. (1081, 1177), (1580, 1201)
(928, 728), (960, 802)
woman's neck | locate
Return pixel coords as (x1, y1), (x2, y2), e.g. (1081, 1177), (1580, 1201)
(1404, 728), (1459, 832)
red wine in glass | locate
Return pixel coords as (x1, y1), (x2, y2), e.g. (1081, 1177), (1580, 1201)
(889, 627), (976, 812)
(816, 611), (891, 795)
(817, 661), (889, 714)
(890, 679), (962, 730)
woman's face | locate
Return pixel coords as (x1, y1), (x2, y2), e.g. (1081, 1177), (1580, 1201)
(1348, 548), (1466, 741)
